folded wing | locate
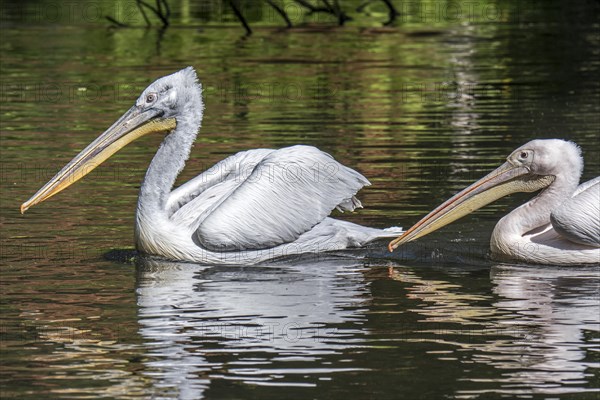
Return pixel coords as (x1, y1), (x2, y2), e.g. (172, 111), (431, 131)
(168, 145), (370, 251)
(551, 177), (600, 247)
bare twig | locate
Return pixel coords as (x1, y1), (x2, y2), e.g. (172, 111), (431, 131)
(136, 0), (170, 27)
(323, 0), (350, 25)
(161, 0), (171, 19)
(136, 0), (151, 26)
(228, 0), (252, 35)
(105, 15), (130, 27)
(356, 0), (399, 25)
(356, 0), (375, 12)
(105, 0), (169, 29)
(293, 0), (331, 15)
(380, 0), (399, 25)
(266, 0), (293, 28)
(293, 0), (316, 11)
(295, 0), (350, 23)
(320, 0), (335, 13)
(152, 0), (169, 26)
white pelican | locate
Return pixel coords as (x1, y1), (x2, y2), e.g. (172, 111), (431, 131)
(21, 67), (401, 265)
(389, 139), (600, 265)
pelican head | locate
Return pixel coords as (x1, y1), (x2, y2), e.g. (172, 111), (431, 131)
(388, 139), (583, 250)
(21, 67), (202, 213)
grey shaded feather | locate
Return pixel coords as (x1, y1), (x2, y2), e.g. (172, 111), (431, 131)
(551, 177), (600, 247)
(166, 148), (274, 223)
(181, 145), (370, 251)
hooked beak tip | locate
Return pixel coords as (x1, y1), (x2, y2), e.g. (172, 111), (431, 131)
(20, 198), (34, 214)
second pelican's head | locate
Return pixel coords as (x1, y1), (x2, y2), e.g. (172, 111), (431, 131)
(21, 67), (203, 213)
(388, 139), (583, 251)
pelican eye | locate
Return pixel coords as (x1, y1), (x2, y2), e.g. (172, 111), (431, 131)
(512, 149), (533, 165)
(146, 93), (157, 103)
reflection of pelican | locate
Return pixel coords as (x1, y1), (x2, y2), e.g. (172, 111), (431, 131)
(488, 264), (600, 391)
(21, 67), (400, 265)
(389, 140), (599, 265)
(135, 256), (372, 395)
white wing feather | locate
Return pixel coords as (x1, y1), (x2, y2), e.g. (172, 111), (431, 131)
(168, 145), (370, 251)
(551, 177), (600, 247)
(166, 148), (274, 216)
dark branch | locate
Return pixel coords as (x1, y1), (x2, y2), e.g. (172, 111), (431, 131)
(324, 0), (351, 25)
(293, 0), (317, 11)
(105, 15), (130, 27)
(136, 0), (151, 26)
(228, 0), (252, 36)
(266, 0), (293, 28)
(139, 0), (169, 26)
(320, 0), (335, 13)
(380, 0), (399, 25)
(292, 0), (330, 15)
(161, 0), (171, 19)
(356, 0), (375, 12)
(106, 0), (169, 28)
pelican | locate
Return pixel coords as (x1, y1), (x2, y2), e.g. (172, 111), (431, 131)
(21, 67), (401, 265)
(388, 139), (600, 265)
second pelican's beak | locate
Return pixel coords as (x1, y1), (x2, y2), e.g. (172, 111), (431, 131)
(21, 107), (176, 213)
(388, 161), (554, 251)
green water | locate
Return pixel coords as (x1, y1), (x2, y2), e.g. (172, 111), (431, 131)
(1, 1), (599, 398)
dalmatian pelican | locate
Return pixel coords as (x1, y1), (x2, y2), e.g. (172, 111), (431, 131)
(389, 139), (600, 265)
(21, 67), (401, 265)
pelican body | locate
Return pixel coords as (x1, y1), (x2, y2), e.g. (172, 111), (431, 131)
(389, 140), (600, 265)
(21, 67), (401, 265)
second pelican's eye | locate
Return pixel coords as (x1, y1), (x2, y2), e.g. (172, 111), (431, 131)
(513, 149), (533, 164)
(146, 93), (156, 103)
